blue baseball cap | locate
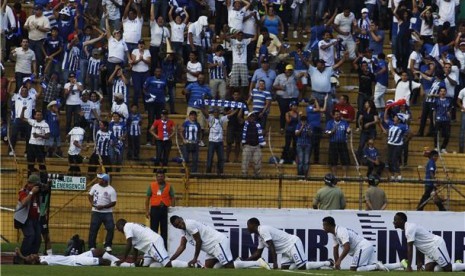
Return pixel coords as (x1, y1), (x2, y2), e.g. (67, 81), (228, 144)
(97, 173), (109, 182)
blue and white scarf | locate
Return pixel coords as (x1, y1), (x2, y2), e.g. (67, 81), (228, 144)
(241, 121), (266, 146)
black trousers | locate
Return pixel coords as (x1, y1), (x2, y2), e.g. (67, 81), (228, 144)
(310, 127), (322, 163)
(434, 121), (451, 150)
(155, 140), (172, 166)
(27, 144), (47, 175)
(127, 135), (141, 159)
(88, 153), (112, 173)
(418, 101), (434, 136)
(68, 154), (83, 175)
(387, 144), (402, 174)
(150, 205), (168, 248)
(417, 185), (446, 211)
(366, 161), (385, 177)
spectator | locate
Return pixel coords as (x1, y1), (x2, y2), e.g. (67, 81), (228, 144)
(187, 16), (208, 65)
(108, 65), (129, 104)
(273, 65), (300, 133)
(12, 38), (37, 92)
(205, 108), (237, 174)
(288, 42), (310, 97)
(392, 3), (412, 70)
(416, 150), (446, 211)
(419, 7), (434, 46)
(295, 115), (312, 177)
(24, 5), (50, 67)
(227, 0), (250, 33)
(130, 40), (151, 106)
(185, 51), (202, 86)
(181, 110), (201, 173)
(225, 91), (246, 163)
(230, 31), (256, 95)
(355, 8), (370, 54)
(144, 67), (167, 144)
(250, 59), (277, 96)
(1, 0), (16, 60)
(145, 168), (175, 248)
(291, 0), (307, 39)
(88, 173), (117, 252)
(365, 175), (387, 210)
(363, 138), (385, 177)
(14, 175), (42, 260)
(87, 48), (104, 93)
(318, 30), (338, 67)
(243, 6), (259, 65)
(41, 72), (62, 115)
(333, 94), (355, 123)
(122, 0), (143, 55)
(63, 72), (83, 132)
(436, 0), (459, 32)
(41, 26), (63, 77)
(89, 91), (102, 141)
(105, 17), (130, 81)
(110, 92), (129, 123)
(443, 62), (458, 120)
(161, 52), (179, 114)
(168, 6), (189, 62)
(248, 79), (272, 129)
(458, 87), (465, 153)
(333, 6), (356, 60)
(368, 21), (385, 57)
(373, 53), (388, 111)
(88, 120), (116, 174)
(102, 0), (123, 31)
(260, 6), (283, 37)
(325, 110), (351, 178)
(150, 6), (170, 70)
(208, 45), (227, 100)
(308, 54), (347, 119)
(353, 57), (376, 115)
(433, 87), (452, 153)
(312, 173), (346, 210)
(9, 86), (34, 156)
(357, 100), (379, 160)
(127, 104), (142, 160)
(384, 107), (410, 181)
(149, 110), (175, 167)
(67, 120), (86, 175)
(255, 27), (284, 69)
(279, 101), (299, 164)
(241, 111), (266, 176)
(109, 112), (126, 172)
(306, 96), (328, 164)
(45, 101), (62, 158)
(388, 58), (420, 105)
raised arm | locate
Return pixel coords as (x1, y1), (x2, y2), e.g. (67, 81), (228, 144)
(123, 0), (133, 19)
(105, 16), (112, 40)
(168, 5), (175, 22)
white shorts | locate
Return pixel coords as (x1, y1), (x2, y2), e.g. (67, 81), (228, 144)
(146, 237), (170, 267)
(350, 241), (377, 268)
(424, 239), (451, 267)
(205, 238), (233, 265)
(281, 238), (308, 268)
(72, 250), (99, 266)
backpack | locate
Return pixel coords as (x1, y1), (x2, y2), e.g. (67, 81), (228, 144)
(65, 234), (85, 256)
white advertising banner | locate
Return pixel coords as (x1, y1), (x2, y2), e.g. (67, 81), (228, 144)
(168, 207), (465, 269)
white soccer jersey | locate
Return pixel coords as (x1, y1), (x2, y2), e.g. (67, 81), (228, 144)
(13, 93), (36, 119)
(89, 184), (117, 213)
(183, 219), (226, 254)
(404, 222), (442, 255)
(124, 222), (162, 253)
(332, 225), (365, 255)
(257, 225), (298, 254)
(39, 251), (98, 266)
(27, 119), (50, 146)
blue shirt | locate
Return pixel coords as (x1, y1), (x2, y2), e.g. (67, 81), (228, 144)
(326, 120), (349, 143)
(374, 60), (388, 87)
(369, 30), (385, 56)
(251, 89), (272, 113)
(420, 64), (434, 93)
(363, 146), (379, 162)
(387, 121), (408, 146)
(425, 158), (436, 186)
(57, 18), (75, 43)
(251, 69), (277, 92)
(258, 45), (269, 67)
(185, 83), (212, 108)
(144, 76), (167, 104)
(289, 50), (310, 70)
(43, 36), (63, 56)
(45, 111), (60, 137)
(306, 105), (321, 128)
(433, 98), (451, 122)
(295, 121), (312, 146)
(127, 113), (141, 136)
(182, 120), (200, 141)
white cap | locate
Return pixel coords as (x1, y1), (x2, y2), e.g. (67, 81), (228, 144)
(361, 8), (369, 14)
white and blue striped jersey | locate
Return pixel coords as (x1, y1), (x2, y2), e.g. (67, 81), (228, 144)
(208, 53), (225, 80)
(251, 89), (272, 113)
(387, 121), (408, 146)
(62, 45), (80, 72)
(112, 78), (128, 103)
(128, 113), (141, 136)
(94, 130), (115, 156)
(81, 100), (92, 120)
(182, 120), (200, 142)
(88, 57), (102, 76)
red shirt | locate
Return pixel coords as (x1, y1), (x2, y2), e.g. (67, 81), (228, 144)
(152, 119), (174, 140)
(334, 103), (355, 122)
(18, 189), (40, 220)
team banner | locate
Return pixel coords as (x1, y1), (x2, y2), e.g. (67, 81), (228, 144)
(192, 99), (247, 110)
(168, 207), (465, 269)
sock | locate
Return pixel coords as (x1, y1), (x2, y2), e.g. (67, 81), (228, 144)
(103, 252), (120, 262)
(46, 249), (53, 255)
(119, 262), (135, 267)
(234, 260), (259, 268)
(385, 262), (403, 270)
(306, 261), (330, 269)
(149, 262), (163, 267)
(289, 263), (297, 270)
(453, 263), (465, 271)
(356, 264), (378, 271)
(213, 262), (223, 268)
(171, 260), (189, 268)
(434, 265), (443, 272)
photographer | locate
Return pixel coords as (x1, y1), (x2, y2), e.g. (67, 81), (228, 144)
(38, 173), (52, 255)
(14, 175), (42, 261)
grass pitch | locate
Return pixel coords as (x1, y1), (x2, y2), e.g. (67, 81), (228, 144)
(1, 266), (459, 276)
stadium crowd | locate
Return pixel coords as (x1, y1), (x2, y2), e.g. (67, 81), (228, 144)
(1, 0), (465, 182)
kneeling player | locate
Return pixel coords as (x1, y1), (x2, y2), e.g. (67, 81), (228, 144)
(247, 217), (333, 270)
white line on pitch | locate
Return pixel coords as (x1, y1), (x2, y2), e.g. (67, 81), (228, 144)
(281, 270), (333, 276)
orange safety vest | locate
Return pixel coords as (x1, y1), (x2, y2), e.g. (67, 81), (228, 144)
(150, 182), (172, 206)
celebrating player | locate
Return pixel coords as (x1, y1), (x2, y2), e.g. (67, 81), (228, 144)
(322, 216), (400, 271)
(246, 217), (333, 270)
(170, 215), (270, 269)
(116, 219), (190, 268)
(15, 247), (128, 266)
(393, 212), (465, 272)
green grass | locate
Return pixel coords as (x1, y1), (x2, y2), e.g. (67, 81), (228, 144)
(0, 266), (459, 276)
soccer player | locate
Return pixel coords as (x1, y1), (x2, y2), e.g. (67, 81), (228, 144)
(246, 217), (333, 270)
(15, 247), (129, 266)
(322, 216), (399, 271)
(170, 215), (270, 269)
(393, 212), (465, 272)
(116, 219), (188, 268)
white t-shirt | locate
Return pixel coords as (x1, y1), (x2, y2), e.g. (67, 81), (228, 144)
(14, 47), (36, 74)
(186, 61), (202, 82)
(420, 20), (433, 36)
(393, 74), (420, 105)
(131, 49), (151, 72)
(169, 22), (186, 43)
(437, 0), (459, 27)
(455, 48), (465, 73)
(404, 222), (442, 255)
(24, 15), (50, 40)
(27, 119), (50, 146)
(228, 7), (246, 32)
(458, 88), (465, 109)
(81, 100), (92, 120)
(231, 39), (251, 64)
(334, 13), (355, 40)
(89, 101), (101, 120)
(13, 93), (36, 119)
(318, 39), (337, 66)
(408, 51), (422, 70)
(108, 37), (128, 63)
(150, 23), (170, 47)
(332, 225), (365, 255)
(123, 222), (161, 253)
(445, 67), (459, 98)
(68, 127), (85, 155)
(111, 102), (129, 120)
(183, 219), (226, 254)
(64, 82), (83, 105)
(187, 24), (203, 46)
(257, 225), (298, 254)
(243, 10), (258, 35)
(388, 0), (402, 23)
(208, 115), (228, 142)
(123, 17), (143, 44)
(89, 184), (117, 213)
